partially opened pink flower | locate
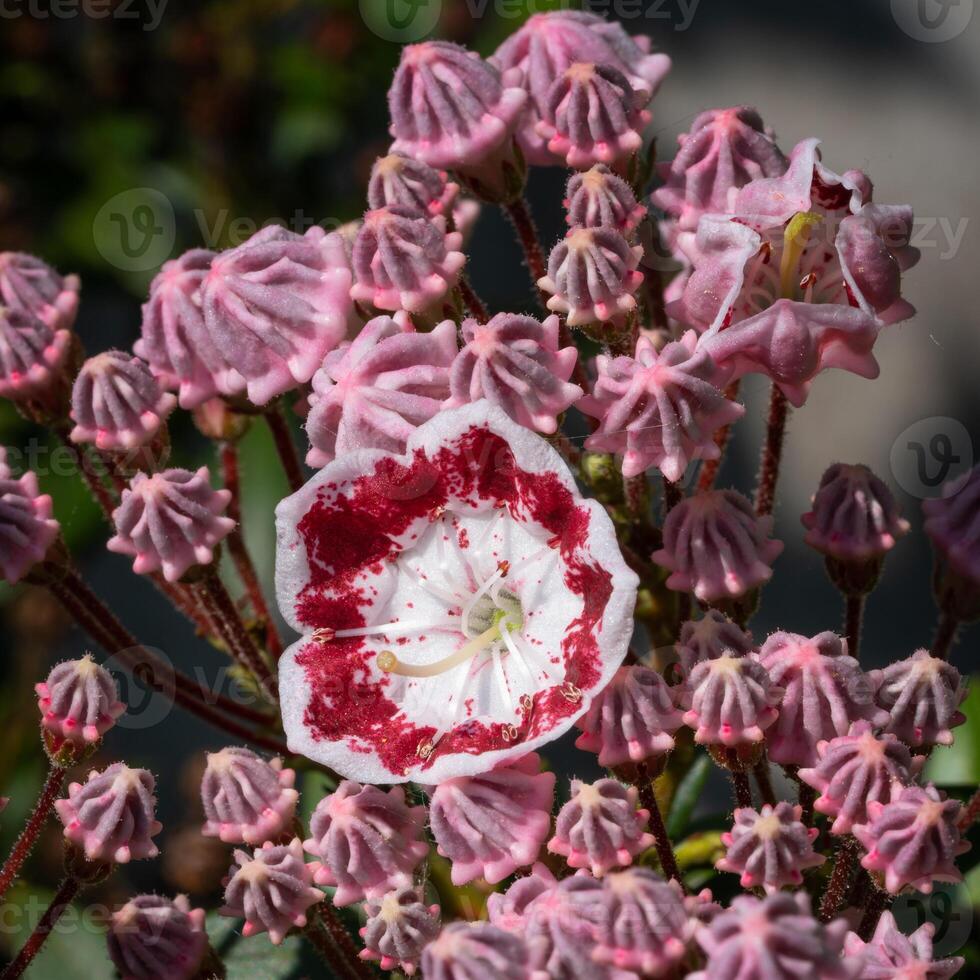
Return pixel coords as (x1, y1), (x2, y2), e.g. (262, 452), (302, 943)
(367, 152), (459, 217)
(491, 11), (670, 166)
(797, 721), (915, 835)
(539, 226), (644, 326)
(422, 921), (529, 980)
(0, 448), (60, 584)
(446, 313), (582, 434)
(70, 351), (176, 452)
(0, 251), (79, 333)
(274, 402), (638, 784)
(758, 630), (886, 768)
(136, 249), (221, 410)
(350, 206), (465, 314)
(652, 106), (787, 232)
(108, 467), (235, 582)
(652, 489), (783, 602)
(580, 331), (744, 482)
(200, 226), (353, 405)
(565, 165), (646, 234)
(304, 313), (456, 467)
(844, 910), (964, 980)
(428, 753), (555, 885)
(0, 305), (73, 405)
(854, 784), (968, 895)
(388, 41), (527, 201)
(536, 62), (650, 170)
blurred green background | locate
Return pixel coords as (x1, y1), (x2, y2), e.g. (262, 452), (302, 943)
(1, 0), (978, 975)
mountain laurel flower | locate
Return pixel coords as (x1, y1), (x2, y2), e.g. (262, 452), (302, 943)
(548, 777), (654, 876)
(0, 305), (73, 406)
(564, 165), (647, 234)
(446, 313), (582, 434)
(539, 226), (644, 326)
(651, 106), (788, 233)
(679, 654), (782, 750)
(802, 463), (909, 563)
(387, 41), (527, 202)
(421, 921), (529, 980)
(367, 152), (459, 217)
(428, 753), (555, 885)
(853, 784), (969, 895)
(108, 467), (235, 583)
(843, 910), (964, 980)
(0, 251), (79, 333)
(136, 249), (221, 410)
(593, 868), (695, 977)
(200, 747), (299, 845)
(55, 763), (162, 864)
(797, 721), (916, 836)
(491, 10), (670, 166)
(690, 892), (859, 980)
(716, 802), (823, 892)
(35, 655), (125, 748)
(676, 610), (755, 676)
(220, 839), (322, 945)
(303, 781), (429, 906)
(350, 206), (465, 314)
(870, 649), (966, 749)
(200, 226), (353, 406)
(274, 402), (638, 783)
(304, 313), (457, 467)
(652, 489), (783, 602)
(758, 631), (887, 768)
(106, 894), (208, 980)
(359, 887), (441, 976)
(574, 664), (683, 770)
(535, 62), (650, 171)
(0, 448), (60, 584)
(580, 331), (745, 482)
(69, 351), (176, 452)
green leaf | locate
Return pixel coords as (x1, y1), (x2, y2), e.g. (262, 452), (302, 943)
(207, 912), (311, 980)
(926, 682), (980, 785)
(667, 753), (712, 838)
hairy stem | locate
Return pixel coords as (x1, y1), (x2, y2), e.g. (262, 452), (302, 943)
(458, 276), (489, 322)
(636, 763), (683, 887)
(753, 760), (777, 807)
(957, 787), (980, 833)
(844, 594), (864, 661)
(53, 425), (117, 519)
(857, 885), (891, 940)
(0, 766), (67, 904)
(931, 611), (960, 660)
(309, 904), (375, 980)
(754, 384), (789, 517)
(697, 381), (741, 494)
(504, 197), (548, 306)
(819, 837), (859, 921)
(1, 875), (81, 979)
(264, 403), (305, 494)
(730, 767), (753, 809)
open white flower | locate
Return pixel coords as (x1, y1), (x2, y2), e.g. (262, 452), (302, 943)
(275, 402), (638, 783)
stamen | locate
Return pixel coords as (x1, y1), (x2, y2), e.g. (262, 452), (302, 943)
(377, 623), (502, 677)
(333, 618), (459, 639)
(780, 211), (823, 299)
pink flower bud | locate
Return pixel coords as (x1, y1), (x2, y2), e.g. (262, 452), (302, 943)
(220, 838), (322, 944)
(108, 467), (234, 582)
(676, 610), (754, 675)
(421, 921), (529, 980)
(923, 464), (980, 590)
(0, 305), (72, 404)
(574, 665), (683, 768)
(581, 331), (744, 482)
(107, 894), (208, 980)
(368, 152), (459, 217)
(539, 226), (644, 326)
(304, 781), (428, 906)
(653, 489), (783, 602)
(446, 313), (582, 434)
(35, 655), (125, 747)
(854, 784), (969, 895)
(428, 753), (555, 886)
(200, 747), (299, 845)
(844, 911), (964, 980)
(0, 251), (79, 333)
(0, 448), (60, 584)
(305, 313), (456, 467)
(359, 887), (440, 976)
(55, 763), (162, 863)
(350, 206), (465, 314)
(548, 778), (653, 876)
(70, 351), (176, 451)
(797, 721), (915, 835)
(565, 165), (646, 234)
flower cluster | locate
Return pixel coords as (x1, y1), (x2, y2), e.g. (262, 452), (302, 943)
(0, 10), (975, 980)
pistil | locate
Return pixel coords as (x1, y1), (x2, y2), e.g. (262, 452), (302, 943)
(780, 211), (823, 299)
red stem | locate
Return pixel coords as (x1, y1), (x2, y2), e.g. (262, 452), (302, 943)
(957, 787), (980, 832)
(310, 904), (375, 980)
(819, 837), (859, 921)
(264, 404), (305, 493)
(754, 384), (789, 517)
(844, 594), (864, 661)
(635, 764), (683, 887)
(53, 426), (117, 518)
(0, 766), (67, 903)
(1, 875), (81, 979)
(697, 380), (741, 493)
(753, 760), (777, 807)
(458, 277), (489, 323)
(504, 197), (548, 306)
(931, 611), (960, 660)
